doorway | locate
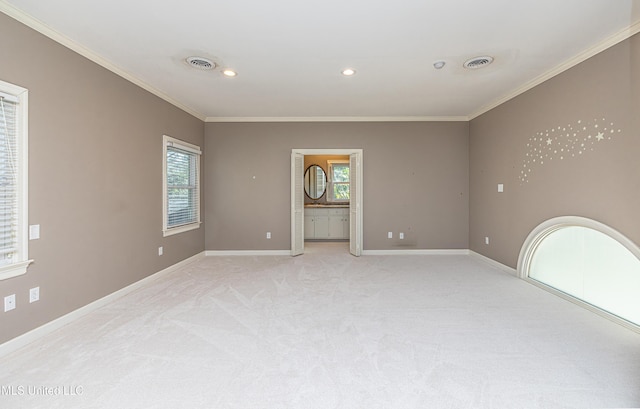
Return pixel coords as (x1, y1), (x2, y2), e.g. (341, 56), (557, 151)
(291, 149), (363, 256)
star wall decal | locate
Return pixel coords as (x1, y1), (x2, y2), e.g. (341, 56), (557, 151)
(519, 118), (621, 183)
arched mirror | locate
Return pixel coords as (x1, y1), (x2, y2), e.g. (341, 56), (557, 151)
(304, 164), (326, 199)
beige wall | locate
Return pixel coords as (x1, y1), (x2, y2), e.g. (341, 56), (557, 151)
(0, 14), (204, 343)
(204, 121), (469, 251)
(469, 34), (639, 268)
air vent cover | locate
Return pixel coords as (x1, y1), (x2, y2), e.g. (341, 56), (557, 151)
(186, 56), (216, 70)
(463, 56), (494, 69)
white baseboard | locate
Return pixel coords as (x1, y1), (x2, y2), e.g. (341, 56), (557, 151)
(206, 249), (471, 256)
(205, 250), (291, 256)
(0, 251), (206, 358)
(469, 251), (517, 276)
(362, 249), (470, 256)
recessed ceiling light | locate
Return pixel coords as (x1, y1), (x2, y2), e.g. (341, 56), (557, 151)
(222, 69), (237, 77)
(433, 61), (446, 70)
(463, 56), (494, 69)
(341, 68), (356, 76)
(185, 56), (216, 70)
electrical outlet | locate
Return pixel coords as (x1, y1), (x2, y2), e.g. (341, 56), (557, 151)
(266, 232), (271, 239)
(387, 232), (393, 239)
(158, 246), (163, 256)
(4, 294), (16, 312)
(485, 236), (490, 245)
(399, 232), (404, 240)
(29, 287), (40, 303)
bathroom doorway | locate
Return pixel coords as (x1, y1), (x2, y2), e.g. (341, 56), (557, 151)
(291, 149), (363, 256)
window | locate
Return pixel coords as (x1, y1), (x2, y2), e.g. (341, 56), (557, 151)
(0, 80), (31, 280)
(520, 217), (640, 328)
(162, 135), (201, 236)
(327, 160), (349, 202)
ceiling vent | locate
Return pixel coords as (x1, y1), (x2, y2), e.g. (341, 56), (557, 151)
(463, 56), (494, 69)
(185, 56), (216, 70)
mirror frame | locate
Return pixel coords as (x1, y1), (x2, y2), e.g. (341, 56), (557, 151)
(304, 164), (327, 199)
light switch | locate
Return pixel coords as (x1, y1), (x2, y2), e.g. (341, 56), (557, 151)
(30, 287), (40, 303)
(29, 224), (40, 240)
(497, 184), (504, 193)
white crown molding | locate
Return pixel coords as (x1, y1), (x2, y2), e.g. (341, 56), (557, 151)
(205, 116), (470, 123)
(469, 19), (640, 120)
(4, 1), (639, 124)
(0, 2), (206, 121)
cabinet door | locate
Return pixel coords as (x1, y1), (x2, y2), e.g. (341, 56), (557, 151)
(343, 214), (350, 239)
(328, 215), (344, 238)
(314, 215), (329, 239)
(304, 215), (315, 239)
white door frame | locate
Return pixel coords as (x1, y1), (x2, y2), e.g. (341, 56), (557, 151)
(291, 148), (363, 256)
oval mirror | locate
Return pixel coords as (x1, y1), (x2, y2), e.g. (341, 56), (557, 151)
(304, 164), (327, 199)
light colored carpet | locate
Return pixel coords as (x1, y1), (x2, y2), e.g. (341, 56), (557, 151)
(1, 242), (639, 408)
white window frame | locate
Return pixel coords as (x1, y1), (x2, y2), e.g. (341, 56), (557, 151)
(327, 160), (350, 202)
(0, 80), (32, 280)
(162, 135), (201, 237)
(518, 216), (640, 333)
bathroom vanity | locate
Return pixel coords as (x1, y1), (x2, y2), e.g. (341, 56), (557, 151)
(304, 206), (349, 240)
(303, 163), (350, 240)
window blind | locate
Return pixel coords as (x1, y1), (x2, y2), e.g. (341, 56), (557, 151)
(0, 95), (18, 265)
(166, 145), (199, 228)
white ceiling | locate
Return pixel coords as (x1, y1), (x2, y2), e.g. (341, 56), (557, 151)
(2, 0), (640, 121)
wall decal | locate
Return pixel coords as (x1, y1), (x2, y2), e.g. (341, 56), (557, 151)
(519, 118), (621, 183)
